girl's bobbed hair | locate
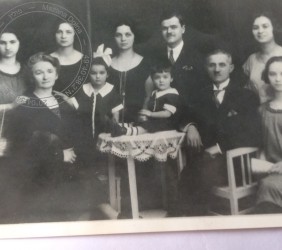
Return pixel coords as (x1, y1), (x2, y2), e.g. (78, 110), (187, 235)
(261, 56), (282, 84)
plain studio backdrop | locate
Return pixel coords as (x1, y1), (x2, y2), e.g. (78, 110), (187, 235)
(0, 0), (281, 68)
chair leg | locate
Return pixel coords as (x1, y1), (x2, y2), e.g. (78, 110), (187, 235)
(176, 148), (184, 179)
(230, 196), (239, 215)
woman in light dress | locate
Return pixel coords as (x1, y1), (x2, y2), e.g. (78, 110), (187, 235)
(0, 29), (28, 155)
(243, 12), (282, 103)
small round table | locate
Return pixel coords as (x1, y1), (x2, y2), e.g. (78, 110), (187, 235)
(97, 130), (185, 219)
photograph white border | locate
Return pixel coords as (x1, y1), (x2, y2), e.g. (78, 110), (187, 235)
(0, 214), (281, 239)
(0, 0), (282, 240)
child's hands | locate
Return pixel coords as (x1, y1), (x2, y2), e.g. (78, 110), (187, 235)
(138, 114), (148, 122)
(269, 162), (282, 174)
(139, 109), (152, 117)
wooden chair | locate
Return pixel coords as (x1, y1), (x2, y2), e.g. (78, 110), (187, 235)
(210, 147), (259, 215)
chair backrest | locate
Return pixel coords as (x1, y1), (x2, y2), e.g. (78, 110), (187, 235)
(226, 147), (259, 191)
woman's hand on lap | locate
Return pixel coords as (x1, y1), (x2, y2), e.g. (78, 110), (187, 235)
(63, 148), (77, 164)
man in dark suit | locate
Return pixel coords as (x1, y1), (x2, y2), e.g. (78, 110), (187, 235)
(158, 11), (206, 109)
(153, 11), (208, 149)
(179, 49), (261, 215)
(146, 12), (207, 216)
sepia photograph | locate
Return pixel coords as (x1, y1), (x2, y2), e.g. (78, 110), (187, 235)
(0, 0), (282, 239)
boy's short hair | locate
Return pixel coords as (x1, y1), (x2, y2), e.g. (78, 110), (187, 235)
(262, 56), (282, 84)
(160, 10), (185, 26)
(150, 60), (172, 78)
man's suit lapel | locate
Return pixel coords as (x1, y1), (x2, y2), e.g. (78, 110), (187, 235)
(217, 80), (237, 115)
(173, 44), (193, 70)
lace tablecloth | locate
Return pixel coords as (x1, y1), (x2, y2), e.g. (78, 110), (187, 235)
(97, 130), (185, 162)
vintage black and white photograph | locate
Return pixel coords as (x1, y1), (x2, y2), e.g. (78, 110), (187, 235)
(0, 0), (282, 238)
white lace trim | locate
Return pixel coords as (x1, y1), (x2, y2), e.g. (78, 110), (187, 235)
(97, 130), (185, 162)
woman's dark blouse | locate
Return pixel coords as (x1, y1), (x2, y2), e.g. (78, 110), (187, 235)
(53, 55), (89, 93)
(107, 58), (151, 123)
(5, 92), (76, 158)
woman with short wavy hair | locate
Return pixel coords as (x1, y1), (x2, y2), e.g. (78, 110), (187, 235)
(243, 11), (282, 103)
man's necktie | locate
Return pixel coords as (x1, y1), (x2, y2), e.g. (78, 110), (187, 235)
(213, 88), (226, 108)
(169, 49), (175, 65)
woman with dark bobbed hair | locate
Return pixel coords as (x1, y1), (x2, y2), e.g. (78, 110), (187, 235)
(0, 29), (29, 156)
(50, 22), (86, 93)
(107, 18), (153, 123)
(0, 28), (28, 105)
(243, 11), (282, 103)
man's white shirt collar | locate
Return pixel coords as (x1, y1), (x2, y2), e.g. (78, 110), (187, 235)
(83, 82), (114, 97)
(213, 78), (230, 91)
(213, 78), (230, 104)
(167, 40), (184, 62)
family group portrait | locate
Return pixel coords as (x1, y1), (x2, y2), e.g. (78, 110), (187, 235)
(0, 0), (282, 237)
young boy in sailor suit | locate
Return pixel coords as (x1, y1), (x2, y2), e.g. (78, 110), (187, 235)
(112, 61), (180, 136)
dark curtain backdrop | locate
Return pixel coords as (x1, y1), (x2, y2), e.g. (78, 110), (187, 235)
(0, 0), (282, 67)
(89, 0), (282, 67)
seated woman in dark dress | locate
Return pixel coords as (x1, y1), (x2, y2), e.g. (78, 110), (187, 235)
(6, 52), (76, 169)
(3, 53), (106, 222)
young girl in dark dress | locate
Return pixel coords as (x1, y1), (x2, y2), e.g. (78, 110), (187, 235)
(59, 44), (123, 170)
